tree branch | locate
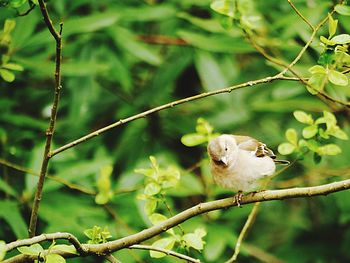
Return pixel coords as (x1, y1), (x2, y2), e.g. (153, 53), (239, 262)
(28, 0), (63, 237)
(49, 74), (282, 157)
(287, 0), (315, 30)
(5, 179), (349, 262)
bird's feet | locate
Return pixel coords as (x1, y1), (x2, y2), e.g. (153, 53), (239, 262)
(234, 191), (243, 207)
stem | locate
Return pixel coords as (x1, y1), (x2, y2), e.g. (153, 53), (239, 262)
(28, 0), (63, 237)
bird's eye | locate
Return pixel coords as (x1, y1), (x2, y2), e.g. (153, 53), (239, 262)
(225, 147), (228, 151)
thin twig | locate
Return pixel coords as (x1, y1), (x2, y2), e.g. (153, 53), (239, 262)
(28, 0), (63, 237)
(287, 0), (315, 30)
(138, 35), (188, 46)
(129, 244), (201, 263)
(17, 2), (36, 16)
(225, 202), (261, 263)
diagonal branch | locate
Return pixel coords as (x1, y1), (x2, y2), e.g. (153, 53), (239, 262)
(49, 74), (282, 157)
(28, 0), (63, 237)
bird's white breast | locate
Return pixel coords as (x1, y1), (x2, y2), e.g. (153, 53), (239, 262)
(211, 150), (276, 192)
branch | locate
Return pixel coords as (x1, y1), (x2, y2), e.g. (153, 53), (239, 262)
(287, 0), (315, 30)
(129, 245), (201, 263)
(50, 74), (282, 157)
(4, 179), (350, 262)
(28, 0), (63, 237)
(104, 254), (121, 263)
(225, 202), (261, 263)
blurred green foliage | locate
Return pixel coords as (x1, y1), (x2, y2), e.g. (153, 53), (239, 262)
(0, 0), (350, 262)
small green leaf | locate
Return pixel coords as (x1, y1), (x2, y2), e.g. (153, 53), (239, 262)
(150, 238), (176, 258)
(149, 156), (158, 170)
(308, 65), (326, 74)
(317, 144), (342, 155)
(304, 140), (320, 152)
(2, 63), (23, 71)
(307, 74), (327, 94)
(328, 13), (338, 38)
(144, 182), (161, 196)
(134, 168), (154, 177)
(323, 111), (337, 127)
(0, 241), (6, 261)
(293, 111), (314, 125)
(286, 128), (298, 145)
(17, 244), (44, 256)
(330, 129), (348, 140)
(0, 69), (15, 82)
(149, 213), (168, 225)
(278, 143), (296, 155)
(335, 4), (350, 16)
(328, 70), (348, 86)
(330, 34), (350, 45)
(181, 133), (207, 147)
(144, 199), (157, 215)
(302, 125), (318, 139)
(194, 228), (207, 238)
(196, 118), (214, 135)
(9, 0), (26, 8)
(210, 0), (236, 18)
(51, 245), (78, 255)
(46, 254), (66, 263)
(320, 35), (336, 46)
(183, 233), (204, 250)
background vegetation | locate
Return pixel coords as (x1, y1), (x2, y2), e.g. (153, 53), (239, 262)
(0, 0), (350, 262)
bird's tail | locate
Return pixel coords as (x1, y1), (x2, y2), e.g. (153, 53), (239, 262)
(274, 159), (290, 165)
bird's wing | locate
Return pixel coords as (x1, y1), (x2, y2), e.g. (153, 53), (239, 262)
(233, 135), (276, 159)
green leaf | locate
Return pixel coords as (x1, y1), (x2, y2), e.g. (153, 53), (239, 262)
(0, 69), (15, 82)
(46, 254), (66, 263)
(144, 182), (161, 196)
(330, 129), (348, 140)
(330, 34), (350, 45)
(323, 111), (337, 127)
(305, 139), (320, 152)
(134, 168), (154, 177)
(181, 133), (207, 147)
(195, 228), (207, 238)
(51, 245), (78, 255)
(328, 70), (348, 86)
(307, 74), (327, 94)
(285, 128), (298, 145)
(95, 192), (111, 205)
(320, 35), (336, 46)
(210, 0), (236, 18)
(0, 178), (17, 197)
(293, 111), (314, 125)
(278, 142), (296, 155)
(183, 233), (204, 250)
(144, 199), (157, 215)
(328, 13), (338, 38)
(0, 241), (6, 261)
(317, 144), (342, 155)
(149, 156), (158, 170)
(149, 213), (168, 225)
(17, 244), (44, 256)
(9, 0), (26, 8)
(308, 65), (326, 74)
(335, 4), (350, 16)
(302, 125), (318, 139)
(2, 63), (23, 71)
(150, 238), (176, 258)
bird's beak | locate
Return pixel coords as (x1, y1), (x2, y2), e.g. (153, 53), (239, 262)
(220, 156), (228, 166)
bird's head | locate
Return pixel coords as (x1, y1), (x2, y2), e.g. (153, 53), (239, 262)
(207, 134), (238, 166)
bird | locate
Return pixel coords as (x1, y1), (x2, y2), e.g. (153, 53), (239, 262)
(207, 134), (289, 206)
